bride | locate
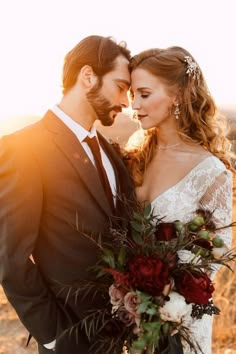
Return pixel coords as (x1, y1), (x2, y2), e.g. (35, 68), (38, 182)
(126, 46), (233, 353)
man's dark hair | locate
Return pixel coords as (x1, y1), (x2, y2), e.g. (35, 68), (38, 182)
(62, 35), (131, 94)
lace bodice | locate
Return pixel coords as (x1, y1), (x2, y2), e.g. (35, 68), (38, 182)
(151, 155), (233, 354)
(151, 156), (232, 247)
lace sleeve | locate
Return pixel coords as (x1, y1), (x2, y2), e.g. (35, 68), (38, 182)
(199, 170), (233, 248)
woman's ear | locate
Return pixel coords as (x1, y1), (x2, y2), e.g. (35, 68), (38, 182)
(79, 65), (97, 88)
(172, 90), (182, 106)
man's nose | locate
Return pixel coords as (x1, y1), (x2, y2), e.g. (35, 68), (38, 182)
(120, 93), (130, 108)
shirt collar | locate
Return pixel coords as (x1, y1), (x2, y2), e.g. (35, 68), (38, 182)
(51, 105), (97, 142)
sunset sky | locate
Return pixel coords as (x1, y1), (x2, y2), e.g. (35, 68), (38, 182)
(0, 0), (235, 135)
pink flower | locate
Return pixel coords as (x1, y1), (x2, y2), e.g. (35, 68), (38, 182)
(109, 284), (126, 307)
(117, 306), (136, 327)
(124, 292), (141, 316)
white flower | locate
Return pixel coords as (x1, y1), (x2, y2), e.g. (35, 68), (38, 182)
(177, 250), (200, 264)
(159, 291), (192, 324)
(212, 245), (229, 259)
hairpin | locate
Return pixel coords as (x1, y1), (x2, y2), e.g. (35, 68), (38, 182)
(184, 55), (201, 83)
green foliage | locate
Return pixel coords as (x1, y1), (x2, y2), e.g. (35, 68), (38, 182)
(101, 248), (116, 268)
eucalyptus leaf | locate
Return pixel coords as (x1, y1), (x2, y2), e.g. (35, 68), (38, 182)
(146, 307), (157, 316)
(142, 321), (161, 332)
(102, 254), (115, 268)
(137, 301), (150, 314)
(132, 231), (143, 245)
(132, 338), (147, 350)
(130, 221), (145, 233)
(144, 203), (152, 217)
(133, 211), (145, 221)
(118, 247), (126, 266)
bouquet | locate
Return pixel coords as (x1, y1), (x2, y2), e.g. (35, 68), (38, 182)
(61, 202), (236, 354)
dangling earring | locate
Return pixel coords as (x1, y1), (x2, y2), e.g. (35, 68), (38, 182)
(174, 103), (180, 120)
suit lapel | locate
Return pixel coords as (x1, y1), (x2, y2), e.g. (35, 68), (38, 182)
(97, 133), (120, 195)
(42, 111), (112, 216)
(97, 132), (135, 214)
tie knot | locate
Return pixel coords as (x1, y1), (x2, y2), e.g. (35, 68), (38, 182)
(84, 136), (100, 155)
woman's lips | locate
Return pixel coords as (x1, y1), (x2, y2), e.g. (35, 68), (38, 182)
(138, 114), (148, 120)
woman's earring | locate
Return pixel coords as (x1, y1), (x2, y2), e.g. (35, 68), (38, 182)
(174, 103), (180, 120)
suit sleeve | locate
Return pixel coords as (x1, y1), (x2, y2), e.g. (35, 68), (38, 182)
(0, 135), (66, 344)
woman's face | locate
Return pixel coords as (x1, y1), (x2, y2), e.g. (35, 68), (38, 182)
(131, 68), (177, 130)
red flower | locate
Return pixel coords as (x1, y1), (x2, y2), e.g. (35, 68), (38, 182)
(193, 238), (213, 251)
(175, 271), (214, 304)
(105, 269), (130, 287)
(127, 255), (169, 296)
(155, 223), (177, 241)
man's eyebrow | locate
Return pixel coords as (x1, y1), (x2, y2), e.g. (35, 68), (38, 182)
(115, 79), (130, 88)
(136, 87), (150, 91)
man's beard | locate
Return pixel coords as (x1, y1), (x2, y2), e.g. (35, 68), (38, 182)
(86, 79), (122, 126)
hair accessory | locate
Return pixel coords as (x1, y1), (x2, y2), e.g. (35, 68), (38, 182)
(174, 103), (180, 119)
(184, 56), (201, 83)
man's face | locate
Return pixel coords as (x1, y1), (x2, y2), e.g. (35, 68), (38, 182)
(86, 55), (130, 126)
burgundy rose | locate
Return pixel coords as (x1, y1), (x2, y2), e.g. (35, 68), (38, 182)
(155, 223), (177, 241)
(175, 271), (214, 304)
(127, 255), (170, 296)
(193, 238), (213, 251)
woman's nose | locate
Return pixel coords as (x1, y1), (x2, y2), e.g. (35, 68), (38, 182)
(131, 98), (139, 110)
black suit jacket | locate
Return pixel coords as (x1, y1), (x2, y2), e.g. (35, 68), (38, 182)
(0, 111), (134, 353)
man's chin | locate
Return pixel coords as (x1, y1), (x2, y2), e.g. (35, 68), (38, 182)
(99, 114), (116, 127)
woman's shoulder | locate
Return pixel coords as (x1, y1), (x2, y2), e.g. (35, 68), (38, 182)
(202, 154), (228, 169)
(199, 154), (233, 181)
(181, 144), (229, 172)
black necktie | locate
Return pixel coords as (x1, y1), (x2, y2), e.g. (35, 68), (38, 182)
(84, 136), (114, 211)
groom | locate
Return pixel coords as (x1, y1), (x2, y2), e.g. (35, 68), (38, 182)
(0, 35), (134, 353)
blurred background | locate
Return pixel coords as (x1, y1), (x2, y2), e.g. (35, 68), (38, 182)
(0, 0), (235, 353)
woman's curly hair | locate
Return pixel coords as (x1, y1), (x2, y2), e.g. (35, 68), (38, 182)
(126, 46), (233, 186)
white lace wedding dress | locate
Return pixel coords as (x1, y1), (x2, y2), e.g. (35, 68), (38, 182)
(150, 155), (233, 354)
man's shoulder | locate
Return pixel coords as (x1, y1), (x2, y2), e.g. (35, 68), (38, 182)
(0, 110), (57, 145)
(0, 112), (54, 158)
(2, 118), (43, 141)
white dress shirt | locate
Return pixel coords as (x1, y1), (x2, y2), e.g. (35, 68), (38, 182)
(51, 105), (117, 202)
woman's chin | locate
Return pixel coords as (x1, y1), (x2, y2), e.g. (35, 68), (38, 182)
(139, 121), (155, 130)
